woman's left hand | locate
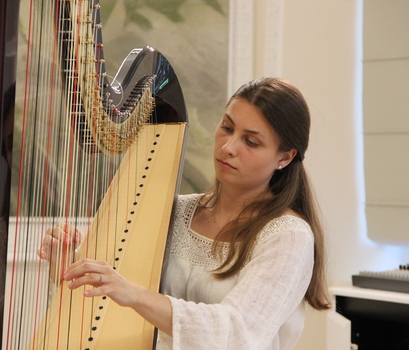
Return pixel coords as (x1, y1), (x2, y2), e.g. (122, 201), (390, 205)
(64, 258), (139, 309)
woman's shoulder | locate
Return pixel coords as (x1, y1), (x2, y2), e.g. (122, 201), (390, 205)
(174, 193), (203, 211)
(170, 193), (203, 224)
(256, 214), (313, 245)
(176, 193), (203, 202)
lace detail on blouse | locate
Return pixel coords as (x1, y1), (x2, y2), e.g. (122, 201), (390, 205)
(167, 194), (311, 270)
(168, 194), (230, 269)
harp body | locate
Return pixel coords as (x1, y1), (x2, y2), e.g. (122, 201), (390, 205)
(1, 0), (188, 348)
(29, 123), (187, 349)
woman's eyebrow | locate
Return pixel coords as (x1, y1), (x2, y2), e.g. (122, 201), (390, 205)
(224, 114), (264, 136)
(224, 113), (235, 125)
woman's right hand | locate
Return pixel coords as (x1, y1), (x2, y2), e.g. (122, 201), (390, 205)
(38, 222), (82, 283)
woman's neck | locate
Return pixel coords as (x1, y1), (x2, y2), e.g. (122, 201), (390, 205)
(206, 185), (271, 222)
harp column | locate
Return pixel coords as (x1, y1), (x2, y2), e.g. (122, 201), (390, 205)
(0, 0), (20, 345)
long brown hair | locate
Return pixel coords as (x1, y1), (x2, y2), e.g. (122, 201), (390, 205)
(204, 78), (331, 311)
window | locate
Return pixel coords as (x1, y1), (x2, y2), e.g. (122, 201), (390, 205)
(363, 0), (409, 245)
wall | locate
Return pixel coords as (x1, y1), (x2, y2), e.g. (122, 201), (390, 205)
(274, 1), (409, 348)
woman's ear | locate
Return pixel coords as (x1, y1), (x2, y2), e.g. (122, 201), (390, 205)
(277, 149), (297, 170)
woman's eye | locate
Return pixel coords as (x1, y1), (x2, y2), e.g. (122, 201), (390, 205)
(221, 125), (232, 132)
(246, 139), (259, 147)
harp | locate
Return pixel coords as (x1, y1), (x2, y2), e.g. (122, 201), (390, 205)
(1, 0), (188, 349)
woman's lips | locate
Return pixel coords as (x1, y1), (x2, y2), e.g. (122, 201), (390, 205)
(217, 159), (236, 170)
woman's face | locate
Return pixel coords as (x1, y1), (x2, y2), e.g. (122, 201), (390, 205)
(214, 98), (295, 195)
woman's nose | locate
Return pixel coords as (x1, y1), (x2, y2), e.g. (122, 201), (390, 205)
(221, 136), (238, 156)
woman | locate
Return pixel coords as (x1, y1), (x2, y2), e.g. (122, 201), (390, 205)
(41, 77), (331, 349)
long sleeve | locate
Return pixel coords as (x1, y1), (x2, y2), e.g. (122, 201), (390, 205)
(160, 210), (314, 350)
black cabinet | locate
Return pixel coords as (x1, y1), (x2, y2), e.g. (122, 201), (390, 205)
(335, 291), (409, 350)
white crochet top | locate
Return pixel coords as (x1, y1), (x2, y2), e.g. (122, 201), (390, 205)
(157, 194), (314, 350)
